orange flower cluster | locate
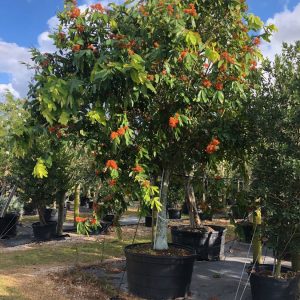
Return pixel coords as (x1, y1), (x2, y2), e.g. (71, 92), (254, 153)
(58, 32), (66, 40)
(167, 4), (174, 15)
(109, 179), (117, 186)
(90, 218), (97, 225)
(75, 216), (87, 223)
(169, 113), (180, 128)
(221, 52), (235, 64)
(253, 37), (261, 45)
(72, 44), (81, 52)
(162, 69), (167, 75)
(70, 7), (80, 18)
(203, 63), (209, 69)
(215, 82), (223, 91)
(91, 3), (105, 13)
(242, 45), (253, 54)
(250, 60), (257, 70)
(128, 49), (135, 56)
(87, 44), (96, 51)
(183, 3), (197, 17)
(76, 24), (84, 33)
(132, 164), (144, 173)
(205, 138), (220, 154)
(139, 5), (149, 16)
(202, 78), (212, 88)
(178, 49), (188, 62)
(142, 180), (150, 188)
(153, 42), (159, 48)
(147, 74), (154, 81)
(106, 160), (118, 170)
(110, 126), (128, 140)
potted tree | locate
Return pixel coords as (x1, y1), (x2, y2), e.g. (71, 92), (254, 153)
(248, 43), (300, 300)
(27, 0), (274, 298)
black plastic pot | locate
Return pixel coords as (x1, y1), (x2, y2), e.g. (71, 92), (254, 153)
(145, 215), (157, 227)
(102, 214), (114, 222)
(0, 213), (19, 238)
(80, 196), (89, 207)
(249, 264), (295, 300)
(231, 205), (247, 219)
(171, 225), (227, 261)
(168, 208), (182, 219)
(236, 221), (253, 243)
(181, 202), (189, 215)
(125, 243), (196, 300)
(88, 201), (93, 209)
(198, 211), (213, 221)
(44, 208), (66, 223)
(32, 221), (57, 241)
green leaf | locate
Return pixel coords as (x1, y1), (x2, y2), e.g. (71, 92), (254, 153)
(87, 109), (106, 125)
(58, 111), (69, 125)
(32, 158), (48, 179)
(185, 31), (201, 46)
(205, 48), (220, 63)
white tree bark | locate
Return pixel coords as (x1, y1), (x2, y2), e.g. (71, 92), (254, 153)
(153, 168), (171, 250)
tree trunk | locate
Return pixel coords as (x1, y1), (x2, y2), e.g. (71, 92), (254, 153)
(253, 207), (262, 264)
(274, 259), (282, 278)
(57, 191), (66, 236)
(184, 171), (202, 228)
(37, 206), (46, 225)
(74, 184), (80, 226)
(154, 168), (171, 250)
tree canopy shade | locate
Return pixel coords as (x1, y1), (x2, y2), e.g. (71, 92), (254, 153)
(28, 0), (275, 249)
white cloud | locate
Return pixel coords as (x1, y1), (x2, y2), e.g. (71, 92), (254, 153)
(0, 41), (33, 98)
(261, 2), (300, 60)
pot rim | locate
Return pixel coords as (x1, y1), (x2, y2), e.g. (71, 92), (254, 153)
(125, 242), (197, 259)
(32, 221), (57, 227)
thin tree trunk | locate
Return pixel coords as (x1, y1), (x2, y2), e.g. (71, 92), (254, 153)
(253, 206), (262, 264)
(274, 259), (282, 278)
(57, 191), (66, 236)
(184, 171), (202, 229)
(37, 206), (46, 225)
(154, 168), (171, 250)
(74, 184), (80, 226)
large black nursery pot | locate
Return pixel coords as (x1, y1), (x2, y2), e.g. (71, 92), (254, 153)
(171, 225), (227, 261)
(0, 213), (19, 238)
(125, 243), (196, 300)
(44, 208), (66, 223)
(32, 221), (57, 241)
(236, 221), (253, 243)
(167, 208), (182, 219)
(249, 264), (297, 300)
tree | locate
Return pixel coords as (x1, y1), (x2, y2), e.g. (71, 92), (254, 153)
(28, 0), (274, 250)
(251, 42), (300, 277)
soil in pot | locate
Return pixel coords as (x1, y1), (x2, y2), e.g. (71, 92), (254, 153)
(125, 243), (196, 300)
(32, 221), (57, 241)
(171, 225), (227, 261)
(249, 264), (298, 300)
(168, 208), (182, 219)
(0, 213), (19, 238)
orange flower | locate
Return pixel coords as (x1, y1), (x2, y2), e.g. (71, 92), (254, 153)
(70, 7), (80, 18)
(211, 138), (220, 146)
(203, 63), (209, 69)
(117, 127), (126, 136)
(90, 218), (97, 225)
(75, 216), (87, 223)
(180, 49), (188, 60)
(147, 74), (154, 81)
(205, 144), (216, 154)
(106, 160), (118, 170)
(153, 42), (159, 48)
(162, 69), (167, 75)
(202, 79), (212, 88)
(132, 164), (144, 173)
(127, 49), (135, 56)
(76, 24), (84, 33)
(48, 126), (56, 133)
(109, 179), (117, 186)
(58, 32), (66, 40)
(183, 3), (197, 16)
(72, 44), (81, 52)
(142, 180), (150, 188)
(215, 82), (223, 91)
(250, 60), (257, 70)
(169, 116), (179, 128)
(253, 37), (261, 46)
(91, 3), (105, 12)
(167, 4), (174, 15)
(87, 44), (95, 51)
(110, 131), (119, 140)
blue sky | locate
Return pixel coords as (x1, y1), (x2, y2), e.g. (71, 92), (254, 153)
(1, 0), (300, 97)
